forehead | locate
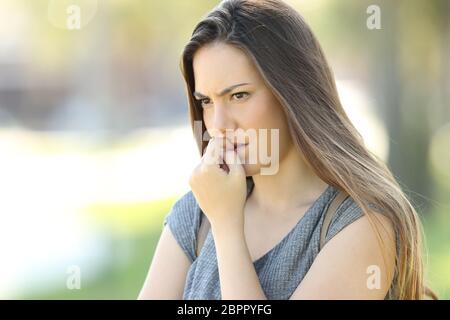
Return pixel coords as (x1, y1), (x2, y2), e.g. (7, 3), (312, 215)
(192, 42), (261, 92)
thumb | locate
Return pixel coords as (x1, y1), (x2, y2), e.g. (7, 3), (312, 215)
(224, 149), (244, 175)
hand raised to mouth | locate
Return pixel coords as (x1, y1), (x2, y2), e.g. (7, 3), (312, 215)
(188, 136), (247, 228)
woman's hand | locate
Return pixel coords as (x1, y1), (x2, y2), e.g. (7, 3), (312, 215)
(188, 136), (247, 228)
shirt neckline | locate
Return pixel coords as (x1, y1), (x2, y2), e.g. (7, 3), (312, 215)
(197, 179), (337, 265)
(251, 183), (336, 265)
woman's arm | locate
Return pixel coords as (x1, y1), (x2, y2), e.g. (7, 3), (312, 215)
(289, 212), (396, 299)
(212, 217), (268, 300)
(212, 210), (395, 300)
(137, 225), (191, 299)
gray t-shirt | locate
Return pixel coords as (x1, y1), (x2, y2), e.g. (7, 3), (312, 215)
(162, 177), (394, 299)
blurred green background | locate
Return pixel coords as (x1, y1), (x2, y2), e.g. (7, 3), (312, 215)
(0, 0), (448, 299)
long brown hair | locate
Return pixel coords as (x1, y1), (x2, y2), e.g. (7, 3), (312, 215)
(180, 0), (436, 299)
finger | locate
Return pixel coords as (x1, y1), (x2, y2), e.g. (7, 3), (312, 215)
(215, 137), (234, 166)
(213, 135), (237, 157)
(202, 137), (224, 166)
(223, 136), (235, 152)
(224, 149), (244, 175)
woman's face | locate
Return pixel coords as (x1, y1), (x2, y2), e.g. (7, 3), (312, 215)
(192, 41), (293, 176)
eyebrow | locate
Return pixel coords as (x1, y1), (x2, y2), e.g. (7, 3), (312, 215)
(193, 82), (251, 99)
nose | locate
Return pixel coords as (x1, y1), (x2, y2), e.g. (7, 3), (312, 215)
(209, 103), (236, 138)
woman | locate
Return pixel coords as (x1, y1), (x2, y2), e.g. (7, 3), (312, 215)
(139, 0), (436, 300)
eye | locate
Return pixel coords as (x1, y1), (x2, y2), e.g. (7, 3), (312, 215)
(231, 92), (250, 101)
(198, 98), (212, 108)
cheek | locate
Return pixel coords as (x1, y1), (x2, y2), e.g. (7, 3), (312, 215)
(244, 92), (289, 137)
(202, 110), (214, 134)
(240, 94), (292, 161)
(239, 94), (274, 129)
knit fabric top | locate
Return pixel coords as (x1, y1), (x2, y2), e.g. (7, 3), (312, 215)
(163, 177), (396, 299)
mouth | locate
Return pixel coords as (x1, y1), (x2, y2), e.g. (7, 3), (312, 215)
(233, 143), (248, 151)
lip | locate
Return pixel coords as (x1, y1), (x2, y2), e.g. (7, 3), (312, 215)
(233, 143), (248, 150)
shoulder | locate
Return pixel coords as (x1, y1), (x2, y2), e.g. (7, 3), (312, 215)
(325, 194), (379, 244)
(291, 195), (397, 299)
(163, 190), (199, 225)
(163, 190), (202, 263)
(327, 195), (396, 252)
(326, 199), (397, 294)
(324, 194), (397, 255)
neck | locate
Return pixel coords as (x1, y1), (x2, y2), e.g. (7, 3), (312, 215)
(249, 145), (328, 215)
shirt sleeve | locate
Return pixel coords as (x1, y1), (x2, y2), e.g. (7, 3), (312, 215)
(162, 190), (202, 264)
(324, 195), (365, 245)
(323, 194), (401, 299)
